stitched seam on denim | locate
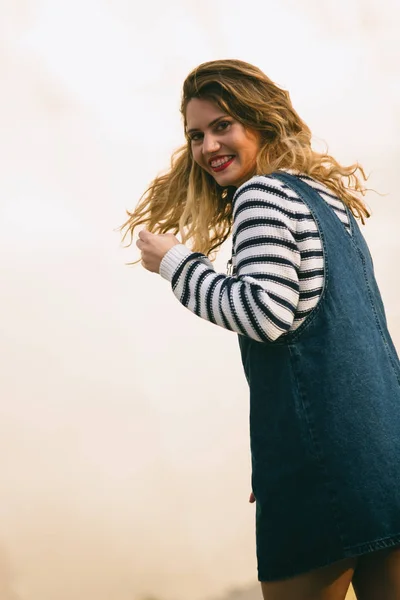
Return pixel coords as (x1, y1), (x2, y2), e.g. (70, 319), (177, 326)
(344, 534), (400, 553)
(343, 207), (369, 256)
(358, 253), (400, 387)
(328, 201), (400, 386)
(257, 536), (400, 582)
(288, 343), (347, 550)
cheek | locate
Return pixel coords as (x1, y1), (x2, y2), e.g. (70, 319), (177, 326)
(230, 132), (258, 160)
(192, 146), (204, 167)
(243, 139), (260, 164)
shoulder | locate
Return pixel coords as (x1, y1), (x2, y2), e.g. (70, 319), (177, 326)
(232, 174), (310, 220)
(233, 174), (301, 205)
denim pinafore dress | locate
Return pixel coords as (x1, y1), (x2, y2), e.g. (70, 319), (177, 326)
(238, 172), (400, 582)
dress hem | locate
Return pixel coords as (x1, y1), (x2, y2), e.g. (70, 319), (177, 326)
(257, 533), (400, 582)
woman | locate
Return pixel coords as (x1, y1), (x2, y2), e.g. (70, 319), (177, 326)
(122, 59), (400, 600)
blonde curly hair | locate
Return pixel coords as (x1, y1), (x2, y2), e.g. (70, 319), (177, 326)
(121, 59), (370, 260)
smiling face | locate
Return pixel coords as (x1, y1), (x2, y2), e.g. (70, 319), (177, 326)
(185, 97), (261, 189)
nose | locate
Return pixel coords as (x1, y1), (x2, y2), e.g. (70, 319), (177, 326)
(202, 133), (220, 156)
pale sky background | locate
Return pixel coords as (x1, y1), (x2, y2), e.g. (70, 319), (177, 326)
(0, 1), (399, 599)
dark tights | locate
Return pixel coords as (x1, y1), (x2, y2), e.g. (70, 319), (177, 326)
(352, 546), (400, 600)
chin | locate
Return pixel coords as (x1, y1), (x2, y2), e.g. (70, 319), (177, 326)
(214, 170), (239, 184)
(216, 169), (250, 188)
(216, 176), (241, 188)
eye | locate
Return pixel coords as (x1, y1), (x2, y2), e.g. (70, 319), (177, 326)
(188, 120), (231, 142)
(216, 120), (231, 131)
(190, 132), (203, 142)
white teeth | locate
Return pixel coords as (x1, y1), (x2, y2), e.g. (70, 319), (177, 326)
(210, 156), (234, 168)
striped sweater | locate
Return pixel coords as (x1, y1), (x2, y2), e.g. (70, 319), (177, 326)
(159, 173), (351, 342)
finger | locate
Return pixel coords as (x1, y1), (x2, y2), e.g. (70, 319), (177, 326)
(138, 229), (152, 240)
(249, 492), (256, 503)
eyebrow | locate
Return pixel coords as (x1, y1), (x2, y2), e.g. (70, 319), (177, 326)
(186, 116), (228, 135)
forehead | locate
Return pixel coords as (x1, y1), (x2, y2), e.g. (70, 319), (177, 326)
(185, 98), (227, 128)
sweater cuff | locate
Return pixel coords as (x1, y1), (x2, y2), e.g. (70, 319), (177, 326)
(159, 244), (193, 281)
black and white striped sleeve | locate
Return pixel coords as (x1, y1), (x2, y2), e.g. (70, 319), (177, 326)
(159, 176), (301, 342)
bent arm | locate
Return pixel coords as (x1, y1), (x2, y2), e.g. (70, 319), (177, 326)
(160, 177), (300, 342)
